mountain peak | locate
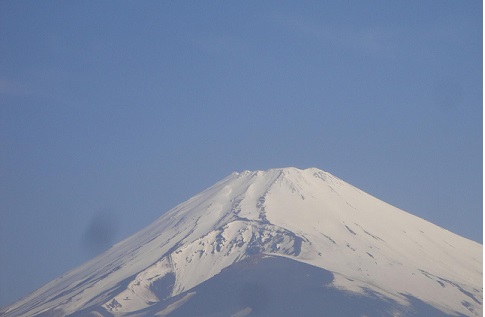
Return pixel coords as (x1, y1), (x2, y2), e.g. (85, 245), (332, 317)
(3, 167), (482, 317)
(235, 166), (329, 178)
(230, 167), (342, 197)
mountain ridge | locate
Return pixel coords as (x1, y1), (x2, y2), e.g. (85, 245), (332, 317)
(2, 167), (482, 317)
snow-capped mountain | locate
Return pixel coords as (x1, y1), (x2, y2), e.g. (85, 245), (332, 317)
(2, 167), (482, 317)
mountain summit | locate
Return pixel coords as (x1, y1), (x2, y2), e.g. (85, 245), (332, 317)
(2, 167), (482, 317)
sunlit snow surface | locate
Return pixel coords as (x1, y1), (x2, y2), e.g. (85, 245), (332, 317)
(2, 168), (482, 317)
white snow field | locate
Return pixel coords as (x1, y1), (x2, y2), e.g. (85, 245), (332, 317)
(2, 167), (482, 317)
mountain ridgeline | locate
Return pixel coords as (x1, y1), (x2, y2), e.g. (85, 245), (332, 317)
(2, 167), (482, 317)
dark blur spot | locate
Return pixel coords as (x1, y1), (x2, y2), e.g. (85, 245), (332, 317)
(82, 210), (119, 256)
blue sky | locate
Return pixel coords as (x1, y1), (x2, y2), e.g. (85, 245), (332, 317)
(0, 1), (482, 308)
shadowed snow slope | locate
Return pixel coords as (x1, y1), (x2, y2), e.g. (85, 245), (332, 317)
(1, 167), (482, 317)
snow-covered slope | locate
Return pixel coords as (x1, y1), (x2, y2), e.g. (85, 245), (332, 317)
(2, 167), (482, 317)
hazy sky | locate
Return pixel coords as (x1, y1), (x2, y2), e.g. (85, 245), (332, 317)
(0, 1), (482, 308)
